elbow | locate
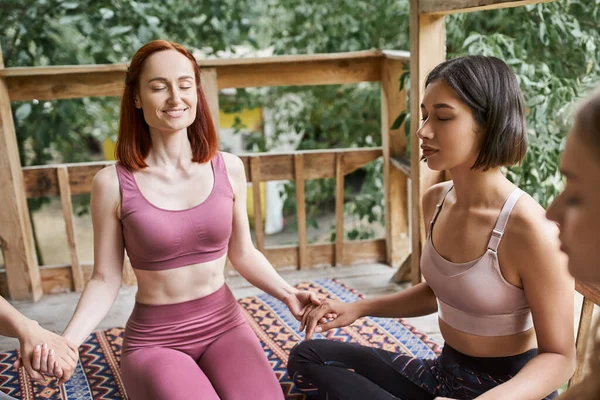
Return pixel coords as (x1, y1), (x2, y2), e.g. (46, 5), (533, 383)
(228, 247), (259, 270)
(90, 270), (122, 289)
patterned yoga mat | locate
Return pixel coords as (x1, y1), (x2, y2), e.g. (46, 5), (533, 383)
(0, 279), (442, 400)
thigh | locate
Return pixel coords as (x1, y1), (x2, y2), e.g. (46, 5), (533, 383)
(121, 347), (220, 400)
(288, 339), (436, 400)
(199, 323), (284, 400)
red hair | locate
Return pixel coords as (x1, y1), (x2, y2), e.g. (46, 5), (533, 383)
(115, 40), (218, 170)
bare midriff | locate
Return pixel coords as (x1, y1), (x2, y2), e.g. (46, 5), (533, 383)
(132, 253), (227, 305)
(440, 317), (537, 357)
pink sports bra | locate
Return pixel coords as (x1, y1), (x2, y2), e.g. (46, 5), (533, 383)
(115, 152), (233, 271)
(421, 184), (534, 337)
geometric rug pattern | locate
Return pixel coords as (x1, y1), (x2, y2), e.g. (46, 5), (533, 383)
(0, 279), (441, 399)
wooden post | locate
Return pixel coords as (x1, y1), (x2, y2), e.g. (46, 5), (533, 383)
(335, 153), (345, 266)
(0, 42), (43, 301)
(569, 297), (595, 387)
(199, 68), (220, 138)
(250, 156), (265, 252)
(409, 1), (447, 285)
(56, 167), (85, 291)
(294, 154), (308, 269)
(381, 58), (410, 270)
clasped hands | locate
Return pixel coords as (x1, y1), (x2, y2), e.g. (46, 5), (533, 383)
(14, 320), (78, 385)
(294, 297), (359, 340)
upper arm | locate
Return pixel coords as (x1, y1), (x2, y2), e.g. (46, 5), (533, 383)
(221, 152), (254, 261)
(503, 199), (575, 358)
(90, 166), (125, 284)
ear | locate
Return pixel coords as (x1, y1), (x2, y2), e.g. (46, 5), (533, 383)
(134, 95), (142, 109)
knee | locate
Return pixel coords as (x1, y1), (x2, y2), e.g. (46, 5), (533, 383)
(288, 340), (322, 374)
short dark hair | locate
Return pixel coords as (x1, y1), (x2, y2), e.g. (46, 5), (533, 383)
(574, 87), (600, 159)
(425, 55), (527, 171)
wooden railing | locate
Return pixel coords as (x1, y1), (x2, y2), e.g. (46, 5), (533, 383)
(0, 49), (412, 300)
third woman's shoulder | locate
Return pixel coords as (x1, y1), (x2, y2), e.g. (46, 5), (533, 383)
(503, 190), (560, 252)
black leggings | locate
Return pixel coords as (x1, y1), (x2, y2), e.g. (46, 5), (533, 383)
(287, 339), (559, 400)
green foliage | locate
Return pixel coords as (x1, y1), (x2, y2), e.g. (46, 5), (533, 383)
(446, 1), (600, 206)
(2, 0), (256, 211)
(4, 0), (599, 234)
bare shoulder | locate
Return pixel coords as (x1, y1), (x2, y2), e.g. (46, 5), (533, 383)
(422, 181), (453, 221)
(91, 165), (120, 206)
(501, 191), (562, 270)
(220, 151), (246, 177)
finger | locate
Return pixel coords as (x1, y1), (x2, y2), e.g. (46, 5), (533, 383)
(53, 361), (63, 380)
(315, 317), (346, 334)
(39, 344), (49, 373)
(13, 357), (22, 369)
(32, 345), (42, 370)
(305, 306), (331, 339)
(299, 304), (318, 331)
(24, 362), (45, 384)
(309, 292), (321, 306)
(46, 349), (56, 376)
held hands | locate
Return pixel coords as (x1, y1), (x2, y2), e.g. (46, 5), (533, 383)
(299, 299), (360, 340)
(283, 290), (322, 320)
(14, 321), (79, 385)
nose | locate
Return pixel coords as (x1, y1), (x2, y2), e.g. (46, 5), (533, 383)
(416, 117), (433, 140)
(167, 87), (183, 103)
(546, 193), (563, 226)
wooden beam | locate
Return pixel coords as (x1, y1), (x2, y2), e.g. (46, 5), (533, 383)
(2, 51), (395, 101)
(294, 154), (308, 269)
(390, 155), (411, 176)
(419, 0), (553, 15)
(409, 2), (447, 285)
(381, 58), (410, 269)
(22, 149), (382, 198)
(250, 156), (265, 252)
(56, 167), (84, 292)
(335, 154), (345, 266)
(569, 296), (595, 388)
(0, 42), (43, 301)
(264, 239), (387, 269)
(199, 68), (220, 136)
(0, 239), (387, 294)
(576, 281), (600, 305)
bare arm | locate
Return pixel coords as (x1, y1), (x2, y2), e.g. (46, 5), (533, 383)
(476, 201), (575, 400)
(62, 166), (125, 347)
(301, 182), (449, 338)
(223, 153), (319, 317)
(0, 295), (35, 339)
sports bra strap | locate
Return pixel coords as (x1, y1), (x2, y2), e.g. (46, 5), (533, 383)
(487, 188), (525, 253)
(428, 184), (454, 238)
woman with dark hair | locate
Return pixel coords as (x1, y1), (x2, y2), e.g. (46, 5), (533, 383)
(287, 56), (575, 400)
(23, 40), (321, 400)
(547, 87), (600, 400)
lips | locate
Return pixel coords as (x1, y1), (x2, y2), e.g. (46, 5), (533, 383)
(163, 108), (188, 118)
(421, 146), (438, 157)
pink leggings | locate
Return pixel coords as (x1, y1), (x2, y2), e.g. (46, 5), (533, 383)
(121, 284), (284, 400)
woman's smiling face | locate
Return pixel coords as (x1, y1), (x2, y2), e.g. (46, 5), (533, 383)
(135, 49), (198, 134)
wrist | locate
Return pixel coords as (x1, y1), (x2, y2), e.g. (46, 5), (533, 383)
(281, 286), (299, 303)
(16, 318), (39, 342)
(354, 299), (369, 318)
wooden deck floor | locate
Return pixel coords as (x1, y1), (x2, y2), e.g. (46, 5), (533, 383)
(0, 263), (442, 352)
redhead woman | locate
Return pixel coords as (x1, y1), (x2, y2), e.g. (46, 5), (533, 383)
(25, 40), (321, 400)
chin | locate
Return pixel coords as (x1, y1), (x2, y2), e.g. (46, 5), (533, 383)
(423, 158), (446, 171)
(568, 261), (600, 283)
